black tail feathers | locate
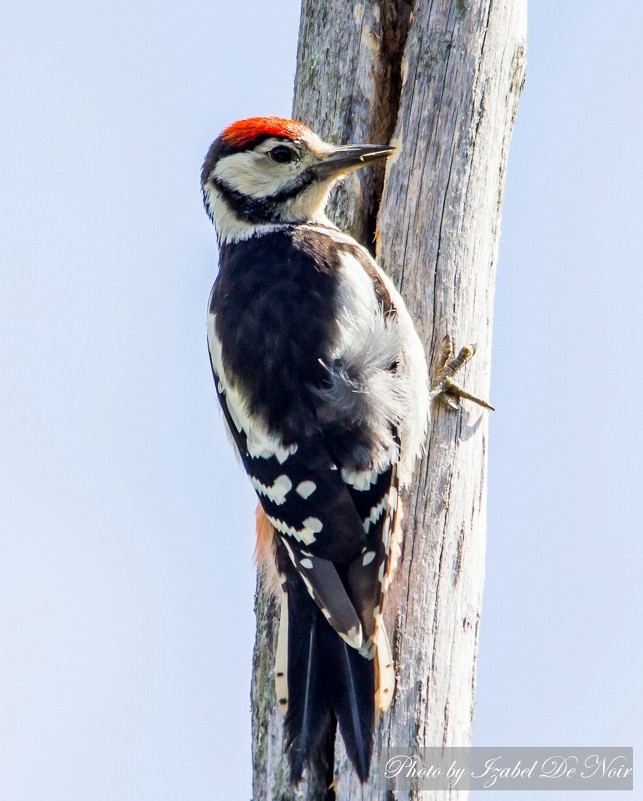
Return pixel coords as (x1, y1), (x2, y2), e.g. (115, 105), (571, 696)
(284, 577), (374, 783)
(318, 607), (375, 780)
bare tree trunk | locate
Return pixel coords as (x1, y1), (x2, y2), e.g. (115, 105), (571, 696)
(251, 1), (527, 799)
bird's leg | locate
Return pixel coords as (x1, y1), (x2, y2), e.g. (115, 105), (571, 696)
(429, 334), (495, 411)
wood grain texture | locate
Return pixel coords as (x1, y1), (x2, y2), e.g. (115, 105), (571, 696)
(251, 1), (526, 798)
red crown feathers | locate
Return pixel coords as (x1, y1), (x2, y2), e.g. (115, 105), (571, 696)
(221, 117), (311, 148)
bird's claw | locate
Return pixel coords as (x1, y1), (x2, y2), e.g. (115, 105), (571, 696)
(430, 335), (495, 411)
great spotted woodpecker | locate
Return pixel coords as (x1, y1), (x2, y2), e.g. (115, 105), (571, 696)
(201, 117), (490, 783)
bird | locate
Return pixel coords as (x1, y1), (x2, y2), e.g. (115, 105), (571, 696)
(201, 116), (491, 785)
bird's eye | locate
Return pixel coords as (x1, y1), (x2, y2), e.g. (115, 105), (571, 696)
(269, 146), (295, 164)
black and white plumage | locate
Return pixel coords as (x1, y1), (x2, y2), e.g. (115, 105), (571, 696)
(202, 117), (430, 783)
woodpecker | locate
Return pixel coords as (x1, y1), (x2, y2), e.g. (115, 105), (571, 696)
(201, 117), (490, 784)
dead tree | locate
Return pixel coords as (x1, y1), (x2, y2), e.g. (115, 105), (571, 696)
(251, 1), (527, 798)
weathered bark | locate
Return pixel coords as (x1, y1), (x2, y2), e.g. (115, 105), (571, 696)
(251, 1), (527, 799)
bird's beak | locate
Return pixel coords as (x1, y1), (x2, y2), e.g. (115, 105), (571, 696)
(313, 144), (395, 179)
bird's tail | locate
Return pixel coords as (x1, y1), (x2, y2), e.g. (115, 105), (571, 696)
(282, 572), (375, 783)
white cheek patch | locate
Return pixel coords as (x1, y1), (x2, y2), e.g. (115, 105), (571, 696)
(213, 150), (292, 198)
(213, 139), (310, 201)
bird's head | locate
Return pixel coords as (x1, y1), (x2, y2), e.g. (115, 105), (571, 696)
(201, 117), (394, 243)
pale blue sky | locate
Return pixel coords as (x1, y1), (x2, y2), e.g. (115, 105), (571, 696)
(0, 2), (640, 800)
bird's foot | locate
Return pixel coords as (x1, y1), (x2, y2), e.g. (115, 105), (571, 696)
(429, 335), (494, 411)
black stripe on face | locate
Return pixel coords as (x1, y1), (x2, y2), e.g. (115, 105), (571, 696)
(211, 170), (316, 224)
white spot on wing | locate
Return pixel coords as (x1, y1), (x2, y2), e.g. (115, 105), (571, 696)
(274, 446), (297, 464)
(268, 515), (321, 546)
(341, 466), (380, 490)
(296, 480), (316, 499)
(249, 474), (292, 505)
(362, 550), (376, 566)
(382, 517), (393, 552)
(363, 496), (388, 532)
(339, 624), (363, 649)
(300, 558), (313, 569)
